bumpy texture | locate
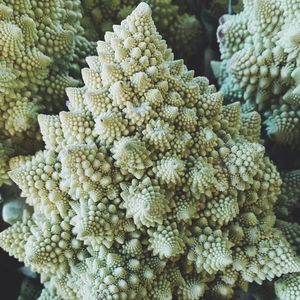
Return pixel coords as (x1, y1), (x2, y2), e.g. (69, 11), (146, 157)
(0, 0), (94, 187)
(81, 0), (202, 68)
(274, 170), (300, 300)
(1, 3), (299, 299)
(213, 0), (300, 150)
(275, 273), (300, 300)
(0, 141), (12, 186)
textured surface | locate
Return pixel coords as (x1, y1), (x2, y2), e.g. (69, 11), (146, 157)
(275, 273), (300, 300)
(81, 0), (202, 69)
(0, 3), (299, 299)
(274, 170), (300, 300)
(213, 0), (300, 150)
(0, 0), (94, 187)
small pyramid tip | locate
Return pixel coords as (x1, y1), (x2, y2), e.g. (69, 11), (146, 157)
(134, 2), (152, 15)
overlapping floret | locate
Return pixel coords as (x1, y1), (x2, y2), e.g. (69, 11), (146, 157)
(0, 3), (299, 299)
(275, 273), (300, 300)
(0, 0), (94, 187)
(274, 169), (300, 300)
(81, 0), (202, 67)
(213, 0), (300, 150)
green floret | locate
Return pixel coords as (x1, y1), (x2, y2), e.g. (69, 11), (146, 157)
(0, 0), (94, 188)
(275, 273), (300, 300)
(0, 3), (298, 299)
(274, 170), (300, 300)
(37, 288), (62, 300)
(0, 142), (12, 186)
(213, 0), (300, 150)
(276, 220), (300, 255)
(81, 0), (202, 68)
